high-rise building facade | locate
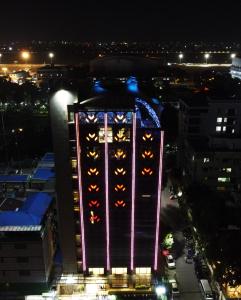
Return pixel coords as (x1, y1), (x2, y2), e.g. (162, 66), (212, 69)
(50, 78), (164, 286)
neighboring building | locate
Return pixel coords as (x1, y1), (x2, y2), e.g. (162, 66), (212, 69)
(37, 65), (69, 81)
(30, 153), (55, 191)
(0, 192), (56, 284)
(179, 93), (241, 192)
(50, 77), (164, 289)
(230, 56), (241, 80)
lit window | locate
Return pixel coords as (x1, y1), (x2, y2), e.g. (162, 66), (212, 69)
(99, 127), (113, 143)
(203, 158), (210, 163)
(136, 267), (151, 274)
(218, 177), (230, 182)
(216, 117), (222, 123)
(216, 126), (221, 132)
(89, 268), (104, 275)
(71, 159), (77, 169)
(224, 117), (227, 123)
(112, 267), (127, 275)
(222, 168), (232, 173)
(223, 126), (226, 132)
(232, 129), (235, 134)
(192, 155), (195, 161)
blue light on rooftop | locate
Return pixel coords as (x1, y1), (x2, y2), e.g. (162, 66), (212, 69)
(152, 98), (160, 105)
(127, 76), (139, 93)
(93, 80), (106, 93)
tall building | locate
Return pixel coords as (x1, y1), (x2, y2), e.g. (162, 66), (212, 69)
(50, 78), (164, 288)
(178, 93), (241, 192)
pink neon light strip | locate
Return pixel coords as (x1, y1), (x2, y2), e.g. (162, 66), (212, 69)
(75, 113), (86, 271)
(104, 113), (110, 271)
(154, 131), (164, 270)
(131, 112), (136, 271)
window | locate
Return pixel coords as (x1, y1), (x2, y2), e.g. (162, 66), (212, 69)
(19, 270), (30, 276)
(112, 268), (127, 275)
(216, 117), (222, 123)
(224, 117), (227, 123)
(232, 129), (235, 134)
(222, 168), (232, 173)
(17, 257), (29, 263)
(218, 177), (230, 183)
(216, 126), (221, 132)
(227, 108), (235, 116)
(136, 267), (151, 274)
(99, 127), (113, 143)
(203, 158), (210, 163)
(223, 126), (226, 132)
(88, 268), (104, 275)
(14, 243), (26, 250)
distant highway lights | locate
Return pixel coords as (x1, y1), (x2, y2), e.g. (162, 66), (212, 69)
(178, 53), (184, 64)
(21, 51), (30, 64)
(49, 52), (54, 64)
(204, 53), (210, 64)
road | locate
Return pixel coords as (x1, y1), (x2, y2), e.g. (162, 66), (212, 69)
(161, 180), (203, 300)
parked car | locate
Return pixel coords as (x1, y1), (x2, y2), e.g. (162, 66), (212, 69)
(169, 278), (180, 297)
(166, 255), (176, 269)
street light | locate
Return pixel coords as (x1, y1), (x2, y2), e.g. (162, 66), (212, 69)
(204, 53), (210, 64)
(21, 51), (30, 63)
(178, 53), (184, 64)
(156, 285), (167, 300)
(230, 53), (236, 59)
(49, 52), (54, 64)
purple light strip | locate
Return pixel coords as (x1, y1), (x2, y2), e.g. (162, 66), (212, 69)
(131, 112), (136, 271)
(75, 112), (86, 271)
(104, 113), (110, 271)
(154, 131), (164, 271)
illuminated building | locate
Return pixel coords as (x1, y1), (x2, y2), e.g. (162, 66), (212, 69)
(50, 78), (164, 288)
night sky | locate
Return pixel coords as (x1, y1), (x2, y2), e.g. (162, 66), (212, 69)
(1, 0), (240, 42)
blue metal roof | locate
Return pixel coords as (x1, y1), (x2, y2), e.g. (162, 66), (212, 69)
(41, 152), (54, 162)
(0, 192), (52, 226)
(0, 175), (29, 183)
(32, 168), (55, 181)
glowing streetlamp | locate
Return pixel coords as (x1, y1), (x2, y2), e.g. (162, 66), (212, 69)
(21, 51), (30, 63)
(230, 53), (236, 60)
(178, 53), (184, 64)
(204, 53), (210, 64)
(156, 285), (167, 300)
(49, 52), (54, 64)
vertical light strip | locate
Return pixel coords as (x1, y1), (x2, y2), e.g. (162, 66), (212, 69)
(131, 112), (136, 271)
(75, 112), (86, 271)
(154, 131), (164, 270)
(104, 113), (110, 271)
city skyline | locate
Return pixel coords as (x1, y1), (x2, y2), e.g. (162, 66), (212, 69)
(1, 0), (241, 42)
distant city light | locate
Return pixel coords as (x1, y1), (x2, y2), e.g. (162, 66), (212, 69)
(204, 53), (210, 64)
(21, 51), (30, 61)
(49, 52), (55, 64)
(49, 52), (54, 58)
(178, 53), (184, 63)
